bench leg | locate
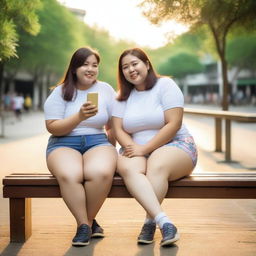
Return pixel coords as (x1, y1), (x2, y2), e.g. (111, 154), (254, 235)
(9, 198), (32, 242)
(215, 118), (222, 152)
(225, 119), (231, 162)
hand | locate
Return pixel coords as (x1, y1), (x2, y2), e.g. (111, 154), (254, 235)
(79, 102), (98, 120)
(123, 144), (147, 158)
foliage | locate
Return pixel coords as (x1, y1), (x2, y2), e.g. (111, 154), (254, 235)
(227, 34), (256, 71)
(159, 52), (204, 78)
(140, 0), (256, 109)
(0, 0), (41, 61)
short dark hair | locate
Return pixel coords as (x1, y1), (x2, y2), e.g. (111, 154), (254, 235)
(61, 47), (100, 101)
(117, 48), (159, 101)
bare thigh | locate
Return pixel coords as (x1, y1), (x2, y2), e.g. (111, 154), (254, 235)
(83, 146), (117, 180)
(47, 147), (84, 183)
(147, 146), (194, 181)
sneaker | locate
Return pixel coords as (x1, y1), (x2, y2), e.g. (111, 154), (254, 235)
(137, 222), (156, 244)
(91, 219), (104, 238)
(72, 224), (92, 246)
(160, 223), (180, 246)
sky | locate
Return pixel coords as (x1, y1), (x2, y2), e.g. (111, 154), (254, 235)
(58, 0), (188, 49)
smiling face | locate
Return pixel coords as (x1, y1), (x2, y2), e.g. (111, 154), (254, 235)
(121, 54), (149, 91)
(76, 54), (99, 89)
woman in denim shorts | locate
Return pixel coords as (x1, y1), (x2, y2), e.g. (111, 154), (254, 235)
(44, 47), (117, 246)
(112, 48), (197, 247)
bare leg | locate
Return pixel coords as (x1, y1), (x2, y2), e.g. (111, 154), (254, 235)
(117, 155), (163, 218)
(145, 146), (194, 218)
(47, 148), (88, 226)
(83, 146), (117, 225)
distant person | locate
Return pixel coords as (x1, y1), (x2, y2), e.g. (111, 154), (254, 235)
(112, 48), (197, 247)
(24, 94), (32, 112)
(12, 93), (24, 120)
(3, 93), (11, 111)
(44, 47), (117, 246)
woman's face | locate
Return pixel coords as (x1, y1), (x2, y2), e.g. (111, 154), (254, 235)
(76, 54), (99, 88)
(121, 54), (149, 90)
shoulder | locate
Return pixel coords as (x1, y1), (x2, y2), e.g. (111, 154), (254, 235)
(97, 81), (116, 95)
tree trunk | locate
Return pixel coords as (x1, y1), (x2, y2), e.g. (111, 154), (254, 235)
(220, 55), (229, 110)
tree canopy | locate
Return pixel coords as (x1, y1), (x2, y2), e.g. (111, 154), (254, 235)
(140, 0), (256, 109)
(0, 0), (41, 61)
(159, 52), (204, 78)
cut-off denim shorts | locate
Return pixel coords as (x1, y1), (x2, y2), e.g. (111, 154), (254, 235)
(46, 133), (113, 157)
(119, 135), (197, 166)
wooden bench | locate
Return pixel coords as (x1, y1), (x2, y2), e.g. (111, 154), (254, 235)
(184, 108), (256, 162)
(3, 172), (256, 242)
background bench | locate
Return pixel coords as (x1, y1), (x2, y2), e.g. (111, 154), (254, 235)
(184, 108), (256, 162)
(3, 172), (256, 242)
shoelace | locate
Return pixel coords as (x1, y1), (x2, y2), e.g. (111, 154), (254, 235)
(162, 223), (175, 237)
(75, 225), (90, 239)
(141, 223), (156, 235)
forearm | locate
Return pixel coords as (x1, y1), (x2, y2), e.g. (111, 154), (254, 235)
(114, 129), (134, 148)
(106, 128), (116, 146)
(143, 123), (180, 154)
(46, 113), (82, 136)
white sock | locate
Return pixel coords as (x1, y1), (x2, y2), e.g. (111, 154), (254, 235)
(144, 218), (156, 224)
(154, 212), (172, 229)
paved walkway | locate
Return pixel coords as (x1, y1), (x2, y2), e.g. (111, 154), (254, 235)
(0, 107), (256, 255)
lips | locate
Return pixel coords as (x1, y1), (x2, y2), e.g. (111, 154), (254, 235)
(130, 72), (138, 79)
(85, 73), (94, 78)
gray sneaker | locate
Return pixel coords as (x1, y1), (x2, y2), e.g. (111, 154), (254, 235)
(91, 219), (104, 238)
(72, 224), (92, 246)
(160, 223), (180, 246)
(137, 222), (156, 244)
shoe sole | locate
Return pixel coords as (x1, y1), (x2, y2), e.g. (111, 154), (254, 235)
(91, 233), (105, 238)
(160, 233), (180, 247)
(72, 241), (90, 246)
(137, 239), (154, 244)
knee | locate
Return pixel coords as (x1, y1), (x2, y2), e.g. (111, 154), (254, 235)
(146, 164), (169, 180)
(117, 166), (144, 179)
(57, 172), (82, 184)
(89, 167), (115, 182)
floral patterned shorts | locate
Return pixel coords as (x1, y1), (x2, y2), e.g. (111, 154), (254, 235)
(164, 135), (198, 166)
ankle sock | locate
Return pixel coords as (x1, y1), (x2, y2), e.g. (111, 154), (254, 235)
(154, 212), (172, 229)
(144, 218), (156, 225)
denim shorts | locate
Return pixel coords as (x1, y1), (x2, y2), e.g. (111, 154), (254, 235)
(46, 133), (112, 157)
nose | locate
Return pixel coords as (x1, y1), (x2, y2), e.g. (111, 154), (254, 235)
(128, 65), (135, 73)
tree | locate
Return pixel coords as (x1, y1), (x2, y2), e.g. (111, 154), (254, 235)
(0, 0), (41, 136)
(227, 34), (256, 81)
(140, 0), (256, 110)
(159, 52), (204, 78)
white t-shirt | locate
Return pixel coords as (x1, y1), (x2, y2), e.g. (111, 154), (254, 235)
(112, 77), (190, 145)
(44, 81), (116, 136)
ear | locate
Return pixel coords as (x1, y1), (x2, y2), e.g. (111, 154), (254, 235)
(146, 61), (150, 70)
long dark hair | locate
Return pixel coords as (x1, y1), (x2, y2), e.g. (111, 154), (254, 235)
(117, 48), (159, 101)
(61, 47), (100, 101)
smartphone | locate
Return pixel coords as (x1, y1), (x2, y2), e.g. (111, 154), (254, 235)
(87, 92), (98, 107)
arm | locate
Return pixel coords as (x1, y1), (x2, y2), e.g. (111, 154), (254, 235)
(112, 116), (135, 148)
(105, 119), (116, 146)
(46, 102), (97, 136)
(124, 107), (183, 157)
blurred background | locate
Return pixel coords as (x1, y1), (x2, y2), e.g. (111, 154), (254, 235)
(0, 0), (255, 114)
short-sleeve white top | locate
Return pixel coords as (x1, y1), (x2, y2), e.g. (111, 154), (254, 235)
(44, 81), (116, 136)
(112, 77), (190, 145)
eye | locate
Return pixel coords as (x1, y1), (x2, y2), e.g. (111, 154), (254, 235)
(132, 62), (138, 66)
(122, 65), (128, 70)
